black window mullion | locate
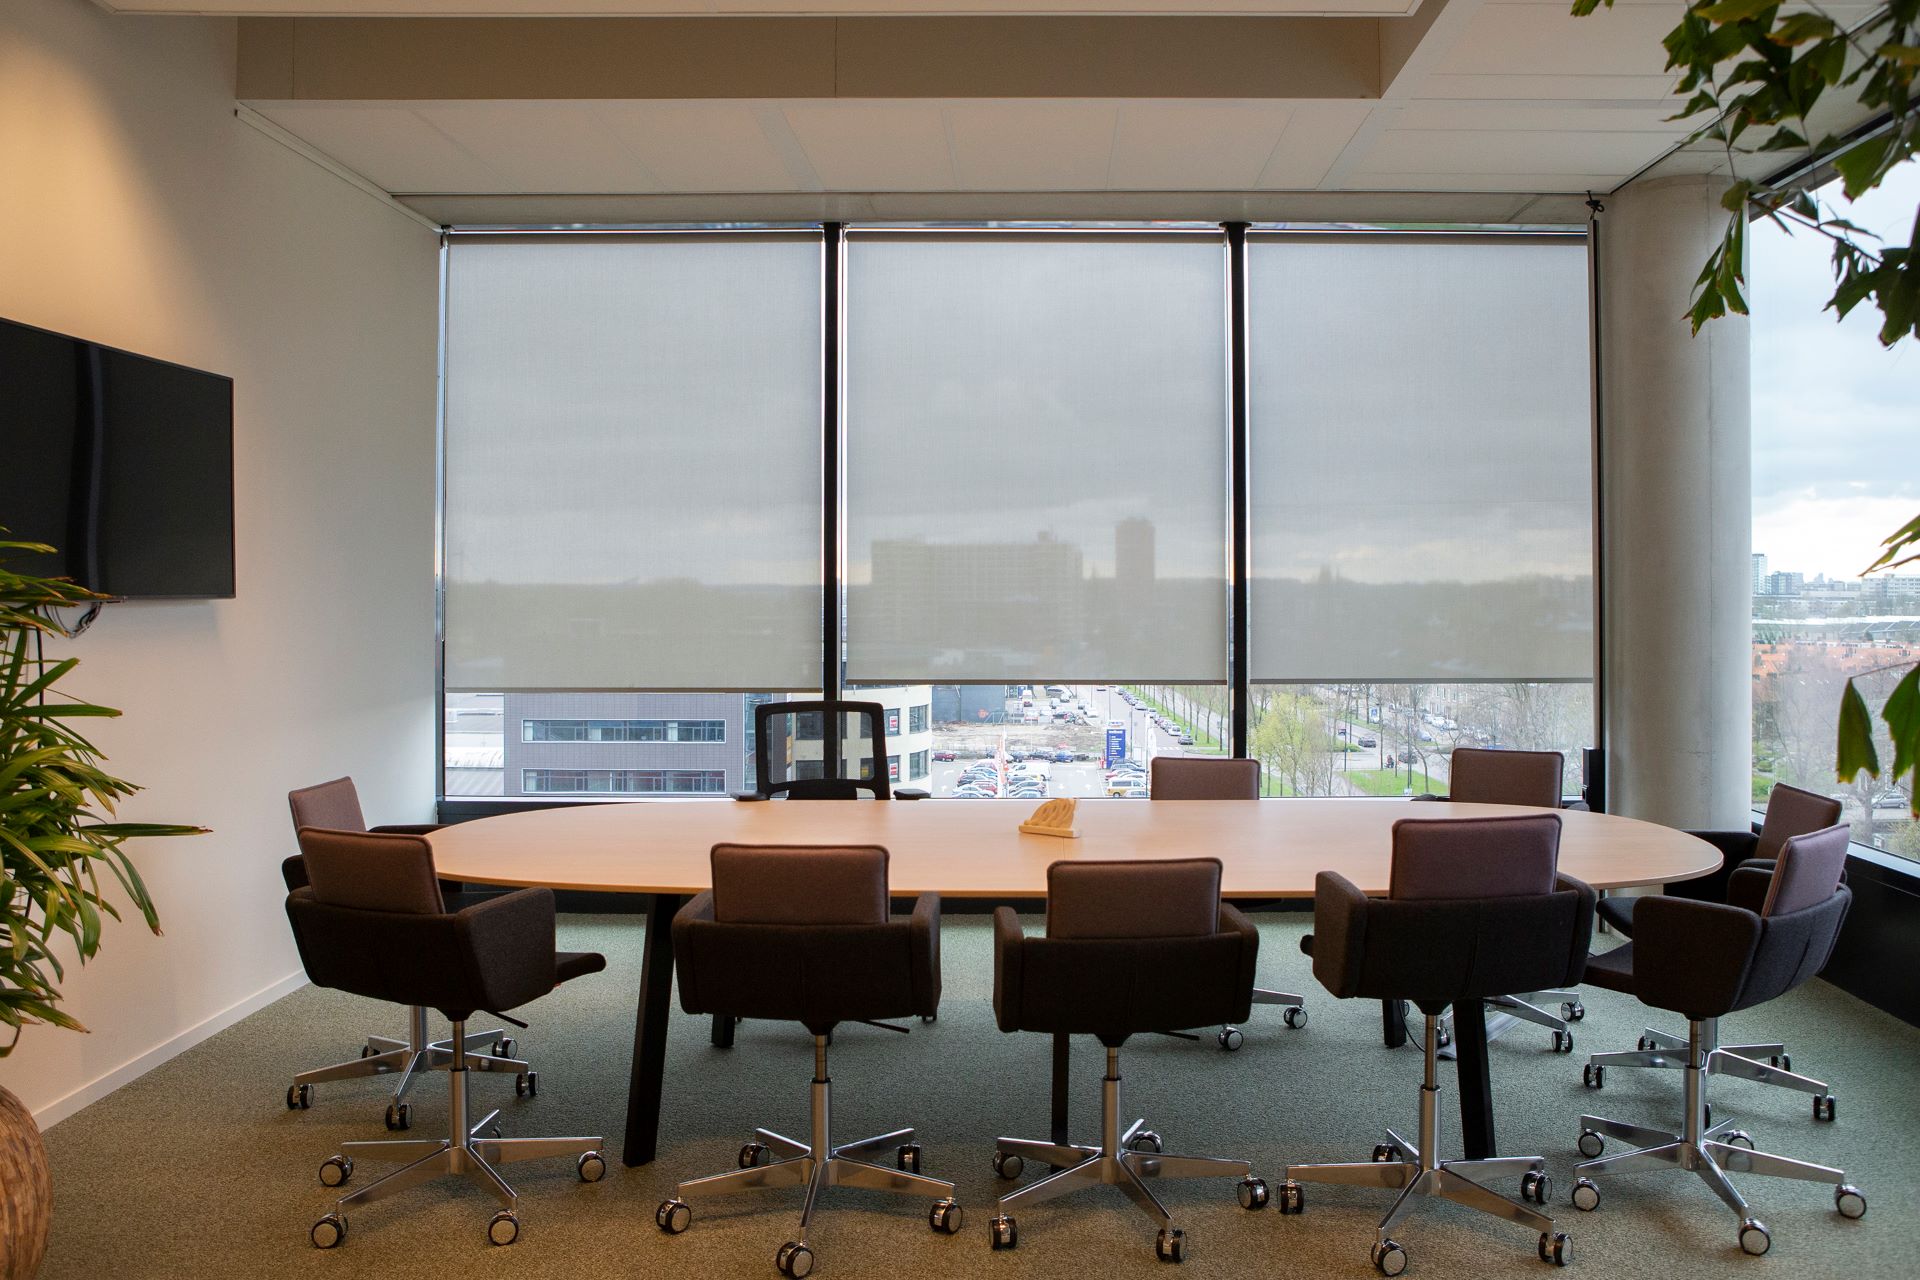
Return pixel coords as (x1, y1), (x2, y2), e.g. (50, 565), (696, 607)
(1226, 222), (1251, 759)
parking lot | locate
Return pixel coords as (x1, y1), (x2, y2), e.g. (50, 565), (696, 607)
(925, 684), (1190, 798)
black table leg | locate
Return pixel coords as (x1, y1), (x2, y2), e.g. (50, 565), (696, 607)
(1381, 998), (1409, 1048)
(1453, 1000), (1495, 1159)
(622, 891), (686, 1167)
(710, 1013), (736, 1048)
(1051, 1032), (1071, 1144)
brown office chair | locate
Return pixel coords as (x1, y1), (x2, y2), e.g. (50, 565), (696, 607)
(282, 778), (529, 1130)
(287, 828), (607, 1249)
(987, 858), (1267, 1262)
(1148, 756), (1308, 1049)
(654, 844), (961, 1279)
(1584, 782), (1845, 1097)
(1282, 814), (1590, 1273)
(1570, 824), (1865, 1257)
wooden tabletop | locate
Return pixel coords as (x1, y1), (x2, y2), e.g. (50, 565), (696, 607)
(429, 798), (1719, 898)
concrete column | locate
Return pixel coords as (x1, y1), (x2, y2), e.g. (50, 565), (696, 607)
(1600, 174), (1752, 830)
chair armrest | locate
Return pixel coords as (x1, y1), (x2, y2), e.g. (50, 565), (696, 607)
(1412, 793), (1444, 803)
(1726, 865), (1773, 915)
(894, 788), (931, 801)
(1632, 896), (1762, 1019)
(1553, 873), (1598, 987)
(670, 892), (716, 1012)
(371, 823), (444, 836)
(1560, 799), (1591, 813)
(281, 854), (309, 892)
(1309, 871), (1369, 999)
(1218, 902), (1261, 1005)
(992, 907), (1025, 1032)
(908, 893), (942, 1014)
(458, 887), (559, 1014)
(1670, 830), (1757, 903)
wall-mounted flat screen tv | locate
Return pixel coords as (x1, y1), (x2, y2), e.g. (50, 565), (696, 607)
(0, 317), (235, 599)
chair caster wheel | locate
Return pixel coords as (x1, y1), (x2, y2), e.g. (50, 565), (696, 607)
(514, 1070), (538, 1098)
(1283, 1006), (1309, 1029)
(577, 1151), (606, 1183)
(921, 1013), (937, 1023)
(1371, 1238), (1408, 1276)
(1277, 1180), (1305, 1214)
(286, 1083), (313, 1111)
(1637, 1035), (1654, 1052)
(359, 1044), (374, 1059)
(1551, 1029), (1575, 1054)
(1770, 1053), (1791, 1072)
(493, 1037), (516, 1060)
(1521, 1170), (1552, 1205)
(1436, 1019), (1453, 1050)
(1538, 1230), (1570, 1266)
(1237, 1176), (1268, 1210)
(384, 1102), (411, 1131)
(1218, 1026), (1244, 1051)
(1836, 1184), (1867, 1219)
(929, 1198), (963, 1234)
(1724, 1129), (1755, 1150)
(1739, 1218), (1770, 1256)
(1577, 1128), (1604, 1159)
(1128, 1130), (1163, 1154)
(318, 1155), (353, 1188)
(897, 1142), (923, 1173)
(989, 1214), (1018, 1250)
(776, 1241), (815, 1277)
(310, 1213), (346, 1249)
(1582, 1063), (1604, 1089)
(487, 1210), (519, 1247)
(656, 1198), (691, 1234)
(1560, 1001), (1585, 1022)
(740, 1142), (769, 1169)
(1154, 1227), (1187, 1263)
(1371, 1143), (1399, 1163)
(992, 1151), (1024, 1179)
(1571, 1177), (1600, 1211)
(1814, 1094), (1836, 1122)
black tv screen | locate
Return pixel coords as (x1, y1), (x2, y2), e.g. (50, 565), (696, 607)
(0, 317), (234, 599)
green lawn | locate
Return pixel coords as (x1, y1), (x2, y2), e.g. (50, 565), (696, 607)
(1345, 767), (1431, 798)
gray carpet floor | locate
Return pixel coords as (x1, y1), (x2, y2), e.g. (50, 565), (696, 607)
(38, 914), (1913, 1278)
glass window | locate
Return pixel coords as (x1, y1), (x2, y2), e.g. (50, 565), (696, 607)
(443, 233), (823, 692)
(521, 768), (727, 794)
(910, 704), (929, 733)
(844, 231), (1229, 684)
(522, 719), (725, 743)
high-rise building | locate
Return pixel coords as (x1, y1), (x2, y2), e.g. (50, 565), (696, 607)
(1752, 552), (1769, 594)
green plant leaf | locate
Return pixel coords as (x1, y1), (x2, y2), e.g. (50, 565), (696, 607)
(1838, 679), (1882, 782)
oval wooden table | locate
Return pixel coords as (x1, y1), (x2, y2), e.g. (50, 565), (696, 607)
(430, 799), (1718, 1168)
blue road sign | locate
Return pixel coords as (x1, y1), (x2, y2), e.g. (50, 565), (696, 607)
(1105, 723), (1128, 769)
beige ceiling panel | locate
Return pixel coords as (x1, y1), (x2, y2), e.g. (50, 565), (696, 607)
(1434, 2), (1676, 77)
(1401, 100), (1686, 133)
(1351, 169), (1628, 191)
(115, 0), (1418, 10)
(413, 102), (661, 192)
(781, 102), (956, 190)
(249, 103), (506, 191)
(1419, 73), (1681, 101)
(596, 103), (808, 191)
(1252, 100), (1372, 188)
(944, 102), (1119, 191)
(1109, 101), (1293, 190)
(1356, 126), (1667, 178)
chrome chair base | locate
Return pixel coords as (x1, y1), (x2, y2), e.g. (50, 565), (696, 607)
(1572, 1017), (1864, 1256)
(289, 1006), (523, 1115)
(308, 1022), (603, 1249)
(1285, 1014), (1567, 1272)
(656, 1036), (961, 1274)
(1583, 1024), (1829, 1107)
(1405, 989), (1582, 1061)
(990, 1045), (1262, 1258)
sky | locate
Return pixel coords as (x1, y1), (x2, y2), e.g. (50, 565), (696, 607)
(1751, 158), (1920, 581)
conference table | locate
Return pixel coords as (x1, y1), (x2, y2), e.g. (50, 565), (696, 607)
(428, 798), (1718, 1169)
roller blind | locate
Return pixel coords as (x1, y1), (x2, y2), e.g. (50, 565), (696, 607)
(843, 232), (1229, 684)
(443, 234), (823, 692)
(1247, 234), (1594, 684)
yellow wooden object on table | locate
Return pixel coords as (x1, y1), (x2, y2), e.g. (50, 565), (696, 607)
(1019, 797), (1080, 838)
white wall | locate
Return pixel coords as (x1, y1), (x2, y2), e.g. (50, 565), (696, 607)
(0, 0), (440, 1122)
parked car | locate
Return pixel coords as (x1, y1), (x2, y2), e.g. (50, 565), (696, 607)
(1176, 734), (1194, 746)
(1051, 749), (1073, 763)
(932, 749), (957, 761)
(1359, 737), (1377, 748)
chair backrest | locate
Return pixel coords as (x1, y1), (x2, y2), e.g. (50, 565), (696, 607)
(1761, 823), (1851, 917)
(288, 777), (368, 834)
(1389, 813), (1562, 901)
(1149, 757), (1260, 800)
(1047, 858), (1221, 939)
(752, 700), (892, 800)
(1756, 784), (1846, 861)
(295, 827), (444, 914)
(710, 843), (890, 925)
(1447, 748), (1564, 807)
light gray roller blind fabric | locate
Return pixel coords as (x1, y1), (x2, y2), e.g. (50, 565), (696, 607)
(844, 232), (1229, 683)
(443, 234), (822, 691)
(1248, 234), (1594, 683)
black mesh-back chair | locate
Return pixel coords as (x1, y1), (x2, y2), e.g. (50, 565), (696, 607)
(287, 828), (607, 1250)
(654, 843), (961, 1279)
(1148, 757), (1307, 1050)
(987, 858), (1268, 1263)
(1585, 783), (1843, 1094)
(282, 778), (528, 1129)
(1280, 814), (1590, 1274)
(750, 700), (926, 801)
(1570, 823), (1865, 1256)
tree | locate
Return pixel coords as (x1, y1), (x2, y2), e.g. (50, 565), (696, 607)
(1252, 689), (1339, 797)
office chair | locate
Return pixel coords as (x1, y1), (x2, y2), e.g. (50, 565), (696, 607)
(654, 843), (961, 1278)
(1148, 756), (1308, 1050)
(287, 828), (606, 1249)
(283, 778), (529, 1129)
(748, 699), (929, 801)
(1584, 783), (1842, 1095)
(987, 858), (1268, 1262)
(1569, 823), (1865, 1256)
(1281, 814), (1589, 1274)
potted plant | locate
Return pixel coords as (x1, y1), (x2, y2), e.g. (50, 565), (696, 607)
(0, 537), (202, 1278)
